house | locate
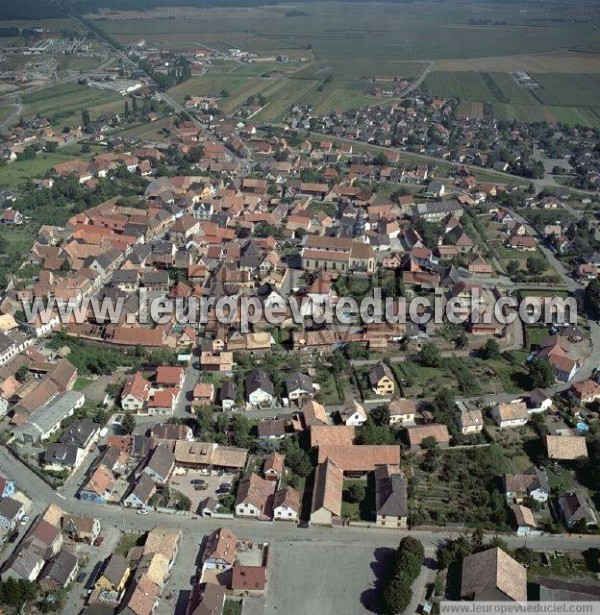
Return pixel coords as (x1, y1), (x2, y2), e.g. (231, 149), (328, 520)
(368, 362), (395, 396)
(79, 464), (116, 504)
(2, 546), (45, 581)
(460, 547), (527, 602)
(44, 443), (85, 473)
(263, 452), (284, 481)
(142, 445), (175, 485)
(61, 514), (101, 544)
(285, 372), (315, 402)
(374, 465), (408, 529)
(528, 389), (552, 413)
(510, 504), (540, 536)
(187, 582), (226, 615)
(503, 468), (549, 503)
(310, 457), (343, 526)
(301, 399), (328, 427)
(147, 387), (180, 415)
(317, 445), (400, 475)
(39, 550), (78, 592)
(0, 497), (25, 531)
(570, 379), (600, 405)
(311, 425), (355, 448)
(235, 473), (276, 520)
(220, 379), (237, 411)
(121, 372), (151, 412)
(123, 473), (157, 509)
(455, 401), (484, 435)
(388, 398), (416, 426)
(545, 435), (588, 460)
(202, 528), (237, 570)
(155, 366), (185, 388)
(95, 554), (131, 592)
(338, 400), (367, 426)
(59, 418), (100, 452)
(406, 424), (450, 450)
(120, 574), (160, 615)
(273, 486), (301, 521)
(559, 491), (598, 529)
(491, 401), (529, 429)
(192, 382), (214, 408)
(231, 566), (267, 596)
(245, 369), (275, 407)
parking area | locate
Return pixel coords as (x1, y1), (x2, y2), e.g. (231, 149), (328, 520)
(168, 468), (239, 513)
(263, 540), (380, 615)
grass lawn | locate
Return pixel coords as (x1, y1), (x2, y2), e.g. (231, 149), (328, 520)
(341, 479), (372, 521)
(115, 532), (144, 557)
(525, 326), (550, 351)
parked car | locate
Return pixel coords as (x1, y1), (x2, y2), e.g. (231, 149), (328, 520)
(194, 484), (208, 491)
(216, 483), (232, 494)
(77, 572), (87, 583)
(137, 508), (149, 515)
(191, 479), (208, 487)
(20, 516), (29, 526)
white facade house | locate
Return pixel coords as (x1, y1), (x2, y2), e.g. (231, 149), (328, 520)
(273, 487), (300, 522)
(491, 401), (529, 429)
(339, 400), (367, 426)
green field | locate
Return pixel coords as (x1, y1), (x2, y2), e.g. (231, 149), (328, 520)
(22, 83), (122, 121)
(424, 70), (600, 127)
(95, 2), (600, 63)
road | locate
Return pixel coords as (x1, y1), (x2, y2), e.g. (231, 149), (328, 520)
(0, 444), (598, 555)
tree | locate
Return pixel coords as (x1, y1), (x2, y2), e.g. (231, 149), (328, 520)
(506, 260), (520, 276)
(526, 255), (546, 276)
(81, 109), (90, 128)
(15, 365), (28, 383)
(420, 436), (439, 450)
(382, 574), (412, 615)
(370, 405), (390, 427)
(121, 411), (136, 435)
(347, 483), (366, 503)
(482, 337), (501, 360)
(419, 343), (441, 367)
(584, 278), (600, 320)
(45, 141), (58, 153)
(286, 448), (313, 477)
(529, 357), (555, 389)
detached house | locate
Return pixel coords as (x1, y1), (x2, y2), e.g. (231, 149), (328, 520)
(121, 372), (151, 412)
(559, 491), (598, 529)
(234, 473), (276, 520)
(273, 486), (301, 522)
(491, 401), (529, 429)
(374, 465), (408, 529)
(368, 362), (395, 396)
(245, 369), (275, 407)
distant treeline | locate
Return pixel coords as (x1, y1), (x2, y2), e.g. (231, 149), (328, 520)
(0, 0), (67, 20)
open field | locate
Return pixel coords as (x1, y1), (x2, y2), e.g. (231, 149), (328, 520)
(90, 2), (600, 124)
(434, 51), (600, 73)
(22, 82), (123, 121)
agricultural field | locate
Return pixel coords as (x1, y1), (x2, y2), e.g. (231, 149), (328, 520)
(91, 2), (600, 63)
(22, 82), (123, 123)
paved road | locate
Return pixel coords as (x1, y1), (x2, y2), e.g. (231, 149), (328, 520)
(0, 444), (599, 554)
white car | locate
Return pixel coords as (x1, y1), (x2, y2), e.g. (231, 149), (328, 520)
(20, 516), (29, 526)
(137, 508), (149, 515)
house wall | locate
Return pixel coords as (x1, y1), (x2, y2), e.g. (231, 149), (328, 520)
(376, 514), (407, 529)
(235, 502), (260, 518)
(274, 505), (298, 522)
(309, 507), (333, 526)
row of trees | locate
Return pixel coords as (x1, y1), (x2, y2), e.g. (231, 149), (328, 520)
(381, 537), (425, 615)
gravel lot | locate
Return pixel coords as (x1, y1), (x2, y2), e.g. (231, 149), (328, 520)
(263, 538), (387, 615)
(168, 469), (239, 513)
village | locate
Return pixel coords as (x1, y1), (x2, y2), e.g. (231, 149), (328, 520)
(1, 5), (600, 615)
